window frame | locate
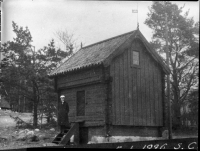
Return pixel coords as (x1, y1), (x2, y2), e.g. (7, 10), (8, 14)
(76, 90), (86, 117)
(131, 50), (141, 68)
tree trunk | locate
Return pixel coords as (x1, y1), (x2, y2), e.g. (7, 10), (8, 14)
(18, 95), (20, 112)
(47, 113), (50, 123)
(40, 112), (43, 129)
(33, 101), (38, 127)
(23, 97), (25, 113)
(57, 90), (60, 128)
(171, 69), (182, 130)
(33, 85), (38, 127)
(172, 89), (181, 129)
(173, 104), (181, 128)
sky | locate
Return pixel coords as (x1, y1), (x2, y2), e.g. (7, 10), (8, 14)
(1, 0), (199, 52)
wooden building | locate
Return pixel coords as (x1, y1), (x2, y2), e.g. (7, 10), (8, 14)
(49, 30), (170, 142)
(0, 96), (11, 110)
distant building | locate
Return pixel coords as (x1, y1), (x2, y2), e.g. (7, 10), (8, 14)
(0, 96), (11, 110)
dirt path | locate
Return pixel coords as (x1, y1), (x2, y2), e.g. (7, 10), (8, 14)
(0, 110), (32, 128)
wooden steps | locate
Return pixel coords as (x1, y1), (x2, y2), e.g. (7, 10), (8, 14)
(52, 129), (70, 144)
(52, 122), (80, 145)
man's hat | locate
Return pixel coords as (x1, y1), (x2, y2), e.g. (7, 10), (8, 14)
(60, 95), (65, 98)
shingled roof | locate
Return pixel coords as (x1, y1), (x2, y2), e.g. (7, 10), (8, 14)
(49, 30), (170, 77)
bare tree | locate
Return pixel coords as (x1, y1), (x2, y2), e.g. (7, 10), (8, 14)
(54, 29), (81, 55)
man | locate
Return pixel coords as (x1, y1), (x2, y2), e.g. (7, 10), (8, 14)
(58, 95), (70, 134)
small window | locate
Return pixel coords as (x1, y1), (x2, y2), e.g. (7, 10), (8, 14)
(76, 90), (85, 116)
(132, 50), (140, 66)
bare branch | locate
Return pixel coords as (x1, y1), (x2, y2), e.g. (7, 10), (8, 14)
(179, 67), (197, 102)
(54, 29), (80, 53)
(177, 57), (196, 72)
(179, 64), (195, 81)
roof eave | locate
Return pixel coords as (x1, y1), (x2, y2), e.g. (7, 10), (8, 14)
(48, 62), (104, 78)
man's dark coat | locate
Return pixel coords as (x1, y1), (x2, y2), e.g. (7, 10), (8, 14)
(58, 101), (69, 127)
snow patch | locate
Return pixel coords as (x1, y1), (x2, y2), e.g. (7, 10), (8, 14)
(88, 136), (165, 144)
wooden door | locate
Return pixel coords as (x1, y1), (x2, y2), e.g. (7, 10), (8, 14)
(76, 90), (85, 116)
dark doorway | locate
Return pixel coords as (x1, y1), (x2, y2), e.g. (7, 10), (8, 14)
(76, 90), (85, 116)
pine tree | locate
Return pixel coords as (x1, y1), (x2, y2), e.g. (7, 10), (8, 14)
(145, 2), (199, 129)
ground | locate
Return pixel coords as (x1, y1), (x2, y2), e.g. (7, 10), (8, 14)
(0, 110), (60, 150)
(0, 110), (198, 149)
(0, 127), (61, 150)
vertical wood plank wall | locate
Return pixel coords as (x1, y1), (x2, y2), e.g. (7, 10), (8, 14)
(110, 40), (163, 126)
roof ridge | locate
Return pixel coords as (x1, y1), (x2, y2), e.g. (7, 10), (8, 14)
(82, 30), (136, 49)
